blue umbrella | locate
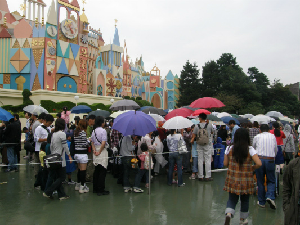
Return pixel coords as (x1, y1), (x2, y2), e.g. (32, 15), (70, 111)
(112, 111), (156, 136)
(220, 116), (240, 125)
(0, 107), (14, 121)
(70, 105), (92, 114)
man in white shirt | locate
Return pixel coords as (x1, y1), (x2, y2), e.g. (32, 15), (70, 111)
(33, 114), (54, 179)
(253, 124), (278, 210)
(191, 113), (214, 181)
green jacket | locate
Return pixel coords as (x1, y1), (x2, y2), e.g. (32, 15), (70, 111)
(283, 157), (300, 225)
(86, 125), (93, 138)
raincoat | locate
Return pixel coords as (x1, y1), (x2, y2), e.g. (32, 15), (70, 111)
(213, 137), (225, 169)
(283, 124), (295, 153)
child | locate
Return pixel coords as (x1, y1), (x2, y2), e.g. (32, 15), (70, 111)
(190, 141), (198, 179)
(223, 128), (262, 225)
(133, 143), (152, 193)
(34, 142), (48, 191)
(65, 133), (76, 185)
(213, 137), (225, 169)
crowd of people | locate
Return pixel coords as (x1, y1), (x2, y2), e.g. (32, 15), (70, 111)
(1, 109), (300, 225)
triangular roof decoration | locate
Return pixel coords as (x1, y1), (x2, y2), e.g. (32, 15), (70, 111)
(47, 0), (57, 25)
(70, 43), (80, 59)
(113, 27), (120, 46)
(0, 0), (10, 13)
(0, 28), (11, 38)
(57, 58), (69, 74)
(70, 0), (80, 8)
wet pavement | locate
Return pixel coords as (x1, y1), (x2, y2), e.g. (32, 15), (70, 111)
(0, 153), (284, 225)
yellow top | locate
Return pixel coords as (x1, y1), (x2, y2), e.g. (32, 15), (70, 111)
(39, 151), (46, 167)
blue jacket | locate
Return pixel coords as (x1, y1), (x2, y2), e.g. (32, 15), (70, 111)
(213, 137), (225, 169)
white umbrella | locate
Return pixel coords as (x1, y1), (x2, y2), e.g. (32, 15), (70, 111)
(23, 105), (48, 115)
(110, 110), (133, 118)
(250, 115), (275, 124)
(266, 111), (284, 118)
(162, 116), (193, 129)
(148, 114), (165, 122)
(243, 114), (254, 119)
(217, 112), (231, 118)
(211, 112), (219, 116)
(279, 117), (295, 123)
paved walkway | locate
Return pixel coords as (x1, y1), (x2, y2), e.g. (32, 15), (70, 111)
(0, 153), (284, 225)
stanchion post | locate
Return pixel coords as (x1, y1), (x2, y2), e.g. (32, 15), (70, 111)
(148, 151), (151, 195)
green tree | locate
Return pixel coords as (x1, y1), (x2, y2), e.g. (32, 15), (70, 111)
(177, 61), (201, 107)
(248, 67), (269, 106)
(201, 60), (220, 97)
(213, 93), (243, 114)
(239, 102), (265, 115)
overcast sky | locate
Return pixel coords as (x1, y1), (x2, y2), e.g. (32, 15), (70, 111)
(9, 0), (300, 85)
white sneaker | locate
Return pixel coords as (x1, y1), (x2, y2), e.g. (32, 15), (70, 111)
(133, 188), (144, 193)
(124, 188), (132, 193)
(83, 184), (89, 193)
(239, 218), (248, 225)
(75, 183), (80, 191)
(266, 198), (276, 209)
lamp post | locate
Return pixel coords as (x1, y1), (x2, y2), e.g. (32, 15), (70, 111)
(74, 95), (79, 106)
(110, 98), (114, 104)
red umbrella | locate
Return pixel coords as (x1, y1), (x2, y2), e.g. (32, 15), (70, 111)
(165, 108), (193, 120)
(190, 97), (225, 109)
(192, 109), (211, 116)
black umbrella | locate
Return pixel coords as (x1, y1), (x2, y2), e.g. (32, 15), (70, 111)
(109, 100), (140, 111)
(237, 117), (249, 124)
(88, 109), (111, 118)
(142, 107), (166, 116)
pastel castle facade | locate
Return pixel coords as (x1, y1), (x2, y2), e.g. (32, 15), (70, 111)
(0, 0), (179, 110)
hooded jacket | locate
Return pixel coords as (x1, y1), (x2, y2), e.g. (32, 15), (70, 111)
(213, 137), (225, 169)
(283, 124), (295, 153)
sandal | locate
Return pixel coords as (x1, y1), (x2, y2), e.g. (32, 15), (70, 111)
(205, 177), (214, 181)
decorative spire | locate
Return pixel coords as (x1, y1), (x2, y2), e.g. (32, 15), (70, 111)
(2, 17), (7, 28)
(115, 19), (118, 27)
(20, 3), (26, 18)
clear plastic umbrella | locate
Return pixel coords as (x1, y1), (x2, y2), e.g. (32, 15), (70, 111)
(266, 111), (284, 118)
(162, 116), (194, 129)
(23, 105), (48, 115)
(250, 115), (275, 124)
(217, 112), (231, 118)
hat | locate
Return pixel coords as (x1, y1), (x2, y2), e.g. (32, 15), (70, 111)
(74, 116), (80, 121)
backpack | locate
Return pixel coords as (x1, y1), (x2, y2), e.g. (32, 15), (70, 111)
(144, 152), (154, 170)
(196, 123), (209, 146)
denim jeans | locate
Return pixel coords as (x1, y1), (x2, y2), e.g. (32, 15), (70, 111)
(134, 169), (149, 188)
(192, 157), (198, 173)
(255, 159), (276, 205)
(168, 152), (183, 186)
(225, 192), (250, 219)
(7, 146), (17, 170)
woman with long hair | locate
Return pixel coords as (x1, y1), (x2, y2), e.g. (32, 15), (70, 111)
(43, 118), (73, 200)
(91, 116), (109, 196)
(223, 128), (262, 225)
(74, 119), (89, 193)
(270, 122), (286, 173)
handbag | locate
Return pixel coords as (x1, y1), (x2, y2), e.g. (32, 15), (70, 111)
(178, 137), (187, 154)
(43, 153), (62, 170)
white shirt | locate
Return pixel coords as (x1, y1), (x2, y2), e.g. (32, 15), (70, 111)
(34, 124), (50, 152)
(225, 146), (257, 157)
(26, 119), (30, 129)
(252, 132), (278, 157)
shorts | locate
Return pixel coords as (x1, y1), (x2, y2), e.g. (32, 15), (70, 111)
(74, 154), (88, 164)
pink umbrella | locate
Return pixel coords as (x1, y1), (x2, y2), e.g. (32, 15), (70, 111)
(165, 108), (193, 120)
(192, 109), (211, 116)
(190, 97), (225, 109)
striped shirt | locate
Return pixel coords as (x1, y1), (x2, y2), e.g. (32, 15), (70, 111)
(252, 132), (278, 157)
(74, 131), (88, 154)
(249, 128), (260, 146)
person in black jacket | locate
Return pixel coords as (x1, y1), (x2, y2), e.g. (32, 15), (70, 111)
(4, 118), (21, 172)
(217, 125), (228, 145)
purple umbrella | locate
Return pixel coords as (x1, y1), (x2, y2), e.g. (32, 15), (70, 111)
(112, 111), (156, 136)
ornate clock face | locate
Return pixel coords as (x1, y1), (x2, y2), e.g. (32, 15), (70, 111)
(61, 19), (78, 39)
(47, 26), (57, 37)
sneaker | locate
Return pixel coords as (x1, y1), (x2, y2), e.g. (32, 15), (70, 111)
(23, 156), (29, 159)
(257, 201), (265, 208)
(189, 174), (196, 180)
(133, 188), (144, 193)
(35, 186), (41, 190)
(4, 169), (12, 173)
(79, 185), (86, 194)
(43, 192), (53, 199)
(239, 218), (248, 225)
(266, 198), (276, 209)
(224, 214), (231, 225)
(59, 195), (70, 200)
(68, 180), (76, 185)
(75, 183), (80, 191)
(97, 191), (110, 196)
(62, 180), (67, 184)
(83, 185), (89, 193)
(53, 191), (58, 195)
(178, 183), (185, 187)
(172, 179), (177, 184)
(124, 188), (132, 193)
